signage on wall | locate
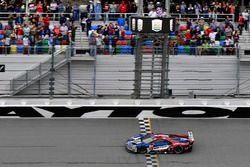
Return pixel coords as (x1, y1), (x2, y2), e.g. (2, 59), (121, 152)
(0, 65), (5, 72)
(0, 106), (249, 118)
(130, 17), (175, 33)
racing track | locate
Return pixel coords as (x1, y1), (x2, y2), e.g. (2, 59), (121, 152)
(0, 119), (250, 167)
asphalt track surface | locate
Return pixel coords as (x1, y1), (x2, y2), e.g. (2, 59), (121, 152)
(0, 119), (250, 167)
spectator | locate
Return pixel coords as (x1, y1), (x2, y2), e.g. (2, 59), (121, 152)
(59, 14), (66, 26)
(4, 35), (10, 54)
(36, 1), (43, 13)
(110, 1), (118, 20)
(87, 1), (95, 19)
(86, 17), (92, 36)
(242, 9), (249, 31)
(187, 4), (194, 14)
(149, 8), (157, 17)
(194, 2), (202, 15)
(58, 1), (65, 13)
(43, 14), (50, 30)
(238, 14), (244, 35)
(7, 1), (14, 12)
(89, 33), (96, 56)
(95, 1), (102, 21)
(117, 15), (125, 27)
(23, 35), (30, 54)
(73, 3), (80, 21)
(148, 2), (154, 12)
(103, 2), (110, 22)
(119, 1), (128, 14)
(50, 0), (58, 13)
(28, 0), (36, 13)
(79, 3), (87, 19)
(233, 30), (239, 44)
(225, 25), (233, 38)
(16, 14), (23, 25)
(180, 1), (187, 14)
(81, 17), (87, 32)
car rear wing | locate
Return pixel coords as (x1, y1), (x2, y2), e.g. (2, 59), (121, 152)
(187, 131), (194, 141)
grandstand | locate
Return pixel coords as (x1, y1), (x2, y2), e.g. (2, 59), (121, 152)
(0, 0), (250, 99)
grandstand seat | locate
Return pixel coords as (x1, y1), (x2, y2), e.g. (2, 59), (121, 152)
(42, 39), (49, 53)
(143, 46), (153, 53)
(125, 35), (132, 40)
(220, 40), (225, 46)
(91, 25), (98, 30)
(170, 31), (176, 36)
(0, 34), (4, 40)
(170, 35), (176, 40)
(16, 39), (23, 45)
(125, 31), (132, 35)
(116, 46), (121, 54)
(180, 25), (187, 31)
(10, 45), (17, 54)
(184, 46), (190, 54)
(124, 25), (129, 30)
(220, 36), (225, 40)
(178, 45), (184, 54)
(144, 40), (153, 46)
(17, 45), (23, 54)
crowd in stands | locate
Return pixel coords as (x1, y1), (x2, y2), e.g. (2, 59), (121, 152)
(0, 0), (248, 56)
(87, 15), (241, 56)
(0, 13), (76, 54)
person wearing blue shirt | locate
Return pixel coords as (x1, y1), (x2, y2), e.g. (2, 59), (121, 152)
(117, 15), (125, 27)
(95, 1), (102, 21)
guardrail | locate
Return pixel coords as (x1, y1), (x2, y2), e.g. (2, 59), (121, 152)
(170, 13), (235, 22)
(0, 12), (73, 22)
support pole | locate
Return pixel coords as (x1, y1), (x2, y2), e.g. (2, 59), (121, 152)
(133, 34), (142, 98)
(236, 43), (240, 96)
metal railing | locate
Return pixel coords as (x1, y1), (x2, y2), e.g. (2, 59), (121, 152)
(0, 12), (73, 22)
(170, 13), (235, 22)
(8, 46), (70, 95)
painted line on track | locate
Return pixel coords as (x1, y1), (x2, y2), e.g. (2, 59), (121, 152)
(138, 118), (159, 167)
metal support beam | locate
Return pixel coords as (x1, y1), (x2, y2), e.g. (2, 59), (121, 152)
(133, 34), (143, 98)
(236, 44), (240, 96)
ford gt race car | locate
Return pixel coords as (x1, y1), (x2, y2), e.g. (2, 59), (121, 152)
(126, 131), (194, 154)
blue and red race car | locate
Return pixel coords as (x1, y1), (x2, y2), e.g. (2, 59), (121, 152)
(126, 131), (194, 154)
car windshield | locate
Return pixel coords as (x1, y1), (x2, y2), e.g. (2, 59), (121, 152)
(142, 134), (154, 144)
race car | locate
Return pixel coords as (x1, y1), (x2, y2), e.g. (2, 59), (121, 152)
(126, 131), (194, 154)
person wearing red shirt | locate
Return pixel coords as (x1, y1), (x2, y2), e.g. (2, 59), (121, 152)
(17, 25), (23, 39)
(238, 14), (244, 35)
(103, 2), (110, 22)
(43, 14), (50, 30)
(119, 1), (127, 13)
(36, 1), (43, 13)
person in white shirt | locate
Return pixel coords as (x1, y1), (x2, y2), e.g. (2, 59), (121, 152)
(149, 8), (157, 17)
(50, 0), (58, 13)
(209, 31), (217, 42)
(242, 10), (249, 31)
(23, 35), (30, 54)
(60, 24), (68, 38)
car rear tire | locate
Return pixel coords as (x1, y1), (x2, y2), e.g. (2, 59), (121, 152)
(174, 146), (184, 154)
(138, 147), (147, 154)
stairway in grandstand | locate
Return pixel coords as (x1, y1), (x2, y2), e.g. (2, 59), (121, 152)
(74, 23), (90, 56)
(239, 31), (250, 60)
(0, 47), (70, 96)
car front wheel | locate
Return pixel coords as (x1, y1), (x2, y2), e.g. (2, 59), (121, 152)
(138, 147), (147, 154)
(174, 146), (184, 154)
